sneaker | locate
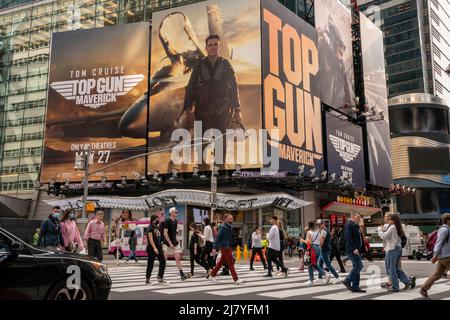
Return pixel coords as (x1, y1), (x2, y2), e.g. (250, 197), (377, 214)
(387, 288), (400, 293)
(316, 278), (325, 284)
(420, 288), (429, 298)
(157, 277), (169, 285)
(181, 274), (189, 281)
(410, 277), (416, 289)
(332, 277), (343, 285)
(324, 274), (331, 284)
(305, 280), (314, 287)
(284, 268), (289, 278)
(209, 276), (219, 283)
(352, 287), (367, 293)
(342, 279), (352, 292)
(234, 279), (245, 285)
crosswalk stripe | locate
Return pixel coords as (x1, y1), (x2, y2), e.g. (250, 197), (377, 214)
(258, 275), (372, 299)
(152, 274), (311, 295)
(112, 273), (309, 293)
(313, 277), (393, 300)
(373, 280), (450, 300)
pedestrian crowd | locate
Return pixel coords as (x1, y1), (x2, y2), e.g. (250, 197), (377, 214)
(34, 206), (450, 297)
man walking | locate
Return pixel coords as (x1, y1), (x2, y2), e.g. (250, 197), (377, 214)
(421, 213), (450, 297)
(342, 212), (366, 293)
(317, 220), (342, 284)
(163, 207), (192, 281)
(208, 214), (244, 285)
(264, 216), (289, 278)
(83, 211), (106, 261)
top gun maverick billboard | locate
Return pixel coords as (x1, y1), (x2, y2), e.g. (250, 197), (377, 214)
(42, 0), (384, 182)
(41, 23), (150, 182)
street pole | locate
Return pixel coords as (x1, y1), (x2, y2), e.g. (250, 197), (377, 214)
(81, 146), (91, 219)
(210, 137), (217, 224)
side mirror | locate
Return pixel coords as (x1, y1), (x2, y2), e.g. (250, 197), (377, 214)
(11, 241), (24, 255)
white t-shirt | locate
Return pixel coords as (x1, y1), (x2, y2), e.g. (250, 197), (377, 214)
(203, 225), (214, 243)
(268, 225), (281, 251)
(308, 230), (325, 246)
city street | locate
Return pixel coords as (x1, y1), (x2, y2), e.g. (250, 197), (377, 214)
(105, 257), (450, 300)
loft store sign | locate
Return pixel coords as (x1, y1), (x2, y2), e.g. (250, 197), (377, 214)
(45, 190), (312, 211)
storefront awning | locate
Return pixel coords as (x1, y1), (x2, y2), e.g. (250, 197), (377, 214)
(44, 189), (313, 211)
(322, 201), (381, 216)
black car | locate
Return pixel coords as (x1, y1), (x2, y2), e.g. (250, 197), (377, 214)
(0, 227), (111, 300)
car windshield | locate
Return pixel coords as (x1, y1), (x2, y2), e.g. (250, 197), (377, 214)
(369, 235), (382, 243)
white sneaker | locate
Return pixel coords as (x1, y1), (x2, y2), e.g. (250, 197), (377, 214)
(325, 274), (331, 284)
(234, 279), (245, 285)
(305, 280), (315, 287)
(332, 277), (343, 285)
(316, 278), (325, 284)
(209, 276), (219, 283)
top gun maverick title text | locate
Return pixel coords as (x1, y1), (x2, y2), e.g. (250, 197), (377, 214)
(263, 7), (323, 168)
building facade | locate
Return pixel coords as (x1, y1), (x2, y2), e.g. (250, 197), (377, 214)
(359, 0), (450, 102)
(389, 93), (450, 232)
(0, 0), (315, 195)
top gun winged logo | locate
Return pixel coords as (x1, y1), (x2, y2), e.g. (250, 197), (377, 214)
(329, 134), (361, 163)
(50, 74), (145, 109)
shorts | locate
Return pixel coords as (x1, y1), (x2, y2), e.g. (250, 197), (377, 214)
(163, 243), (182, 255)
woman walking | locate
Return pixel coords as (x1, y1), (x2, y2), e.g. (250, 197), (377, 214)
(277, 221), (286, 271)
(60, 209), (84, 253)
(126, 229), (138, 263)
(249, 226), (268, 270)
(377, 213), (416, 292)
(145, 215), (167, 285)
(200, 217), (215, 273)
(302, 221), (329, 286)
(329, 226), (346, 273)
(189, 223), (203, 276)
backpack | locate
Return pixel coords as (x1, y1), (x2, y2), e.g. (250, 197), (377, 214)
(322, 230), (332, 251)
(426, 230), (438, 251)
(304, 243), (316, 266)
(427, 228), (450, 252)
(400, 234), (407, 248)
(158, 220), (166, 245)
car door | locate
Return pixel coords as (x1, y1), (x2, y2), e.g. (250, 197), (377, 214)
(0, 231), (40, 300)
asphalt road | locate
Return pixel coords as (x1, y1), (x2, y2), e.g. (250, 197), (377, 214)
(104, 256), (450, 300)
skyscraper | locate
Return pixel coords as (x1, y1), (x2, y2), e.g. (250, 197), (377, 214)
(359, 0), (450, 103)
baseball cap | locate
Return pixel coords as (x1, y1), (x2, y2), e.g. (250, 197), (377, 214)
(169, 207), (178, 214)
(316, 219), (324, 225)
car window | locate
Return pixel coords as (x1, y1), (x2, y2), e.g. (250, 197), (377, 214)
(0, 233), (12, 254)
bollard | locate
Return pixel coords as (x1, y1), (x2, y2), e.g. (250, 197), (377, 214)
(236, 245), (242, 261)
(243, 244), (249, 261)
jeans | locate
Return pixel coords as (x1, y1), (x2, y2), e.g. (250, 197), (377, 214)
(127, 250), (137, 262)
(250, 247), (267, 268)
(210, 248), (238, 282)
(385, 246), (411, 291)
(87, 238), (103, 261)
(346, 253), (363, 289)
(146, 247), (166, 279)
(318, 250), (339, 278)
(266, 247), (287, 275)
(308, 245), (326, 281)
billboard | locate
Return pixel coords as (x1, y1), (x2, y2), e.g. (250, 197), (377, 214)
(326, 113), (365, 189)
(315, 0), (355, 109)
(147, 0), (262, 174)
(262, 0), (324, 173)
(360, 13), (392, 188)
(41, 23), (150, 182)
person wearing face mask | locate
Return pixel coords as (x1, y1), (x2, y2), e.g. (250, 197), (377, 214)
(60, 209), (84, 253)
(37, 206), (65, 251)
(145, 215), (167, 285)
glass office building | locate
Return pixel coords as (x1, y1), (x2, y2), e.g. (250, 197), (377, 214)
(0, 0), (315, 195)
(359, 0), (450, 102)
